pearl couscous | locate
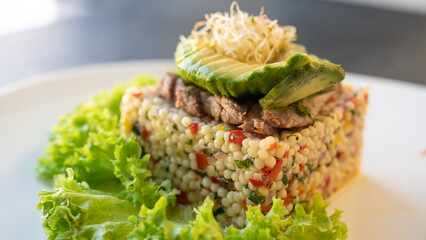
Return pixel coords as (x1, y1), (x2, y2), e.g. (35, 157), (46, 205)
(121, 84), (368, 227)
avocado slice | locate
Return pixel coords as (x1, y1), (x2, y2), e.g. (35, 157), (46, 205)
(175, 42), (313, 98)
(259, 61), (345, 109)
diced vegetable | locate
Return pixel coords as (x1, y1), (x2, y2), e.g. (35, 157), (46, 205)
(248, 191), (265, 205)
(195, 152), (209, 169)
(249, 178), (265, 187)
(261, 158), (283, 180)
(228, 130), (245, 145)
(189, 123), (199, 135)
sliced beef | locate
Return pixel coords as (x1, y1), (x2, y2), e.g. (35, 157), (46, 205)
(263, 107), (312, 129)
(158, 72), (176, 101)
(174, 78), (204, 117)
(219, 97), (248, 125)
(156, 72), (337, 135)
(240, 105), (277, 135)
(200, 91), (222, 121)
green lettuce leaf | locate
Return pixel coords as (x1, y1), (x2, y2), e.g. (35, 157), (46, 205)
(38, 172), (347, 240)
(36, 74), (157, 186)
(282, 194), (348, 240)
(36, 169), (139, 240)
(113, 138), (178, 208)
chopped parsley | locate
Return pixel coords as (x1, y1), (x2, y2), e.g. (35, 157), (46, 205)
(213, 207), (225, 216)
(282, 174), (289, 186)
(235, 158), (254, 169)
(186, 139), (193, 145)
(249, 191), (265, 205)
(306, 164), (314, 173)
(202, 148), (213, 156)
(291, 156), (296, 166)
(172, 123), (178, 130)
(298, 174), (308, 183)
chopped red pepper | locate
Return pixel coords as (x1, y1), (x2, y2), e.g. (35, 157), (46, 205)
(195, 152), (209, 169)
(261, 158), (283, 180)
(210, 176), (219, 184)
(352, 97), (360, 106)
(195, 177), (200, 181)
(260, 204), (272, 214)
(151, 157), (158, 165)
(228, 130), (245, 145)
(132, 91), (142, 97)
(283, 150), (289, 158)
(282, 192), (293, 206)
(364, 93), (369, 103)
(176, 191), (189, 204)
(299, 164), (305, 172)
(298, 144), (307, 153)
(337, 151), (345, 159)
(267, 142), (278, 151)
(249, 178), (265, 187)
(189, 123), (199, 135)
(173, 173), (177, 178)
(329, 96), (336, 102)
(141, 128), (150, 139)
(242, 199), (248, 211)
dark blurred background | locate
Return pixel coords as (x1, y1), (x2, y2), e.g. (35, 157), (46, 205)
(0, 0), (425, 86)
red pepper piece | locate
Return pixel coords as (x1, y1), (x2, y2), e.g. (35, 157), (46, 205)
(195, 152), (209, 169)
(242, 199), (248, 211)
(298, 144), (307, 153)
(260, 204), (272, 214)
(151, 157), (158, 165)
(210, 176), (219, 184)
(141, 128), (150, 139)
(299, 164), (305, 172)
(283, 150), (289, 158)
(176, 191), (189, 204)
(249, 178), (265, 187)
(132, 91), (142, 97)
(228, 130), (245, 145)
(261, 158), (283, 180)
(189, 123), (199, 135)
(283, 192), (293, 206)
(267, 142), (278, 151)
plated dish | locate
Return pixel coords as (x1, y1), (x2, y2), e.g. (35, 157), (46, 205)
(35, 3), (362, 239)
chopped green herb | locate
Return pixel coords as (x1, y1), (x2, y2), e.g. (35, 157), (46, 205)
(235, 158), (254, 169)
(203, 149), (213, 156)
(251, 16), (255, 24)
(145, 111), (149, 119)
(200, 183), (204, 188)
(165, 166), (169, 172)
(282, 174), (289, 186)
(306, 164), (313, 173)
(214, 166), (217, 174)
(202, 121), (208, 124)
(172, 123), (178, 130)
(214, 192), (219, 200)
(249, 191), (265, 205)
(132, 124), (140, 135)
(298, 174), (308, 183)
(213, 207), (225, 216)
(350, 109), (356, 115)
(186, 139), (193, 145)
(291, 156), (296, 166)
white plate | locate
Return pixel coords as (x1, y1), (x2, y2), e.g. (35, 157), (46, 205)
(0, 60), (425, 240)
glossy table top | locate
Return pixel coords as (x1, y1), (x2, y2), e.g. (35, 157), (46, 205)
(0, 0), (425, 86)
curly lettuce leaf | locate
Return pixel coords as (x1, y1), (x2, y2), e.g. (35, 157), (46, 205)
(113, 138), (178, 208)
(36, 169), (139, 240)
(36, 75), (156, 186)
(38, 172), (347, 240)
(282, 194), (348, 240)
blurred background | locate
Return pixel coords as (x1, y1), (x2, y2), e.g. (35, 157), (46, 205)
(0, 0), (425, 86)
